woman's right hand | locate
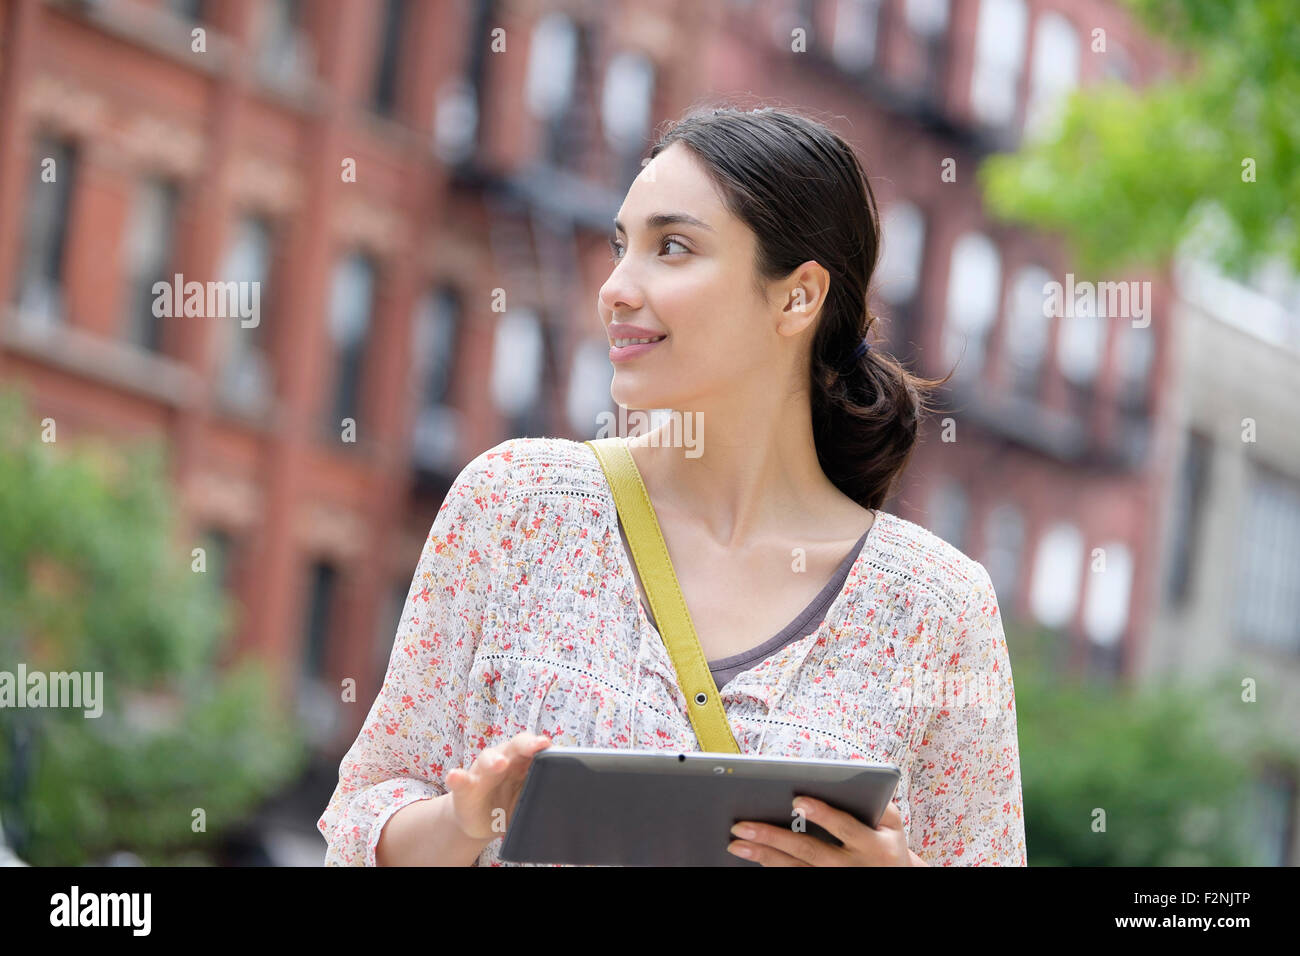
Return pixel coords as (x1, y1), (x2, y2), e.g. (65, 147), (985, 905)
(445, 732), (553, 841)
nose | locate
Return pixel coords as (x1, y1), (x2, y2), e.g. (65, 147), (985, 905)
(598, 257), (643, 320)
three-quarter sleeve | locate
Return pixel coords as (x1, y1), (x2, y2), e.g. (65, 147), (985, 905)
(907, 562), (1027, 866)
(317, 447), (502, 866)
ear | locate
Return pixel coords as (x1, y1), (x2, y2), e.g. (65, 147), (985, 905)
(775, 261), (829, 337)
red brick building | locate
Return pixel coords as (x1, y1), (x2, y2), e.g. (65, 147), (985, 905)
(1, 0), (1176, 765)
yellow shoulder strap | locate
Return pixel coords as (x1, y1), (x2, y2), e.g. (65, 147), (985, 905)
(585, 436), (742, 754)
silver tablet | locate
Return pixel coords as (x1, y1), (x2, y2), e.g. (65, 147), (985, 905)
(498, 746), (901, 866)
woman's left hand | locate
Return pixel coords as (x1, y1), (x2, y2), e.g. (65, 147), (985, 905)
(727, 796), (929, 866)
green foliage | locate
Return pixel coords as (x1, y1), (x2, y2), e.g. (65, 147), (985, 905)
(979, 0), (1300, 279)
(1008, 623), (1281, 866)
(0, 387), (307, 865)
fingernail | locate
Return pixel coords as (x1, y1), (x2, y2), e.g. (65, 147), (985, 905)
(728, 843), (753, 858)
(731, 824), (755, 839)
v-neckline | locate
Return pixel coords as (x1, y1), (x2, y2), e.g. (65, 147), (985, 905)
(586, 440), (886, 692)
(696, 523), (870, 669)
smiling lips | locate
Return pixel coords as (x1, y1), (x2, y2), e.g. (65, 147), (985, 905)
(608, 335), (666, 361)
(607, 322), (667, 361)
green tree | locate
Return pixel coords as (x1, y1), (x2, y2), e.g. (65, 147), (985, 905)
(0, 387), (306, 865)
(980, 0), (1300, 279)
(978, 0), (1300, 865)
(1008, 623), (1283, 866)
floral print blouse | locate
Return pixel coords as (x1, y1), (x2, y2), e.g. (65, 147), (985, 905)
(318, 436), (1027, 866)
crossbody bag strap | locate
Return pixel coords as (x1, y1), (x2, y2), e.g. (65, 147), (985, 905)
(585, 437), (742, 754)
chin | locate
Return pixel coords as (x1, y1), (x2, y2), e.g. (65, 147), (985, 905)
(611, 381), (678, 413)
(611, 389), (665, 411)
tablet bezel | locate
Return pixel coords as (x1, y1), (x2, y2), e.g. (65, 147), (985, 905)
(498, 746), (901, 866)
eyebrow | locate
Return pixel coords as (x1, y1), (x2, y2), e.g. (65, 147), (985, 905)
(613, 212), (715, 235)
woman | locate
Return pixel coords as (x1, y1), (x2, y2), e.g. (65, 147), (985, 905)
(318, 106), (1027, 867)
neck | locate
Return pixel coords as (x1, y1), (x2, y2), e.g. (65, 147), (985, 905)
(626, 393), (841, 551)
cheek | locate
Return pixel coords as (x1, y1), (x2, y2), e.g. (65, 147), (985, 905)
(654, 264), (747, 336)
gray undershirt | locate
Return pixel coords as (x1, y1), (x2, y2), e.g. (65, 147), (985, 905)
(639, 527), (870, 691)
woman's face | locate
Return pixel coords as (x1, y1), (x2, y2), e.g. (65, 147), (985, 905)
(598, 142), (797, 412)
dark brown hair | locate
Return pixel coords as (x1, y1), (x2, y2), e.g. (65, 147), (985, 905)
(647, 104), (952, 511)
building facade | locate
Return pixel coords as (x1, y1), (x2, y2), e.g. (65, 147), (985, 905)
(1, 0), (1292, 861)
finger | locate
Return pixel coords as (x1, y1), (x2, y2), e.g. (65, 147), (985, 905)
(729, 821), (846, 867)
(472, 745), (506, 779)
(510, 732), (551, 758)
(727, 839), (813, 867)
(792, 796), (875, 846)
(875, 800), (904, 830)
(501, 735), (550, 771)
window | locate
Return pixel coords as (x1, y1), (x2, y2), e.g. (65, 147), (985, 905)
(1083, 540), (1132, 647)
(943, 231), (1002, 382)
(1116, 321), (1155, 411)
(1115, 320), (1155, 463)
(876, 201), (926, 306)
(904, 0), (950, 100)
(984, 502), (1025, 614)
(525, 13), (578, 122)
(566, 337), (615, 436)
(601, 51), (655, 155)
(1025, 12), (1079, 139)
(1004, 264), (1053, 397)
(928, 476), (968, 553)
(490, 307), (545, 425)
(904, 0), (948, 38)
(433, 79), (479, 164)
(15, 135), (79, 328)
(326, 253), (375, 433)
(301, 560), (338, 682)
(1166, 430), (1210, 605)
(371, 0), (407, 116)
(122, 178), (180, 353)
(970, 0), (1028, 128)
(201, 527), (234, 592)
(1232, 464), (1300, 654)
(256, 0), (311, 89)
(832, 0), (881, 72)
(165, 0), (205, 20)
(298, 559), (341, 746)
(410, 287), (463, 472)
(216, 217), (274, 415)
(1057, 286), (1106, 393)
(414, 287), (459, 409)
(1030, 522), (1084, 629)
(527, 13), (595, 168)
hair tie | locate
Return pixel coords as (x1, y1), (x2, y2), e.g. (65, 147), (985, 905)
(835, 336), (872, 376)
